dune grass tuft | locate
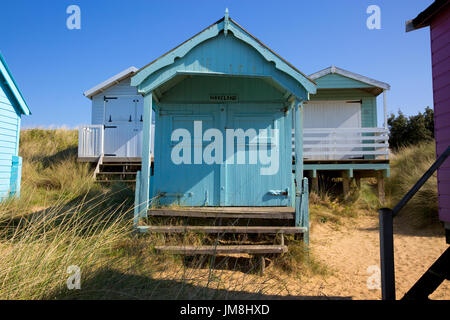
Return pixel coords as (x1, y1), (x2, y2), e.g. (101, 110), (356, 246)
(385, 141), (439, 227)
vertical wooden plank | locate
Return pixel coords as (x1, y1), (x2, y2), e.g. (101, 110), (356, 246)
(377, 170), (385, 204)
(342, 171), (350, 198)
(259, 255), (266, 276)
(355, 174), (361, 189)
(379, 208), (396, 300)
(219, 104), (226, 206)
(133, 170), (141, 228)
(311, 177), (319, 194)
(139, 92), (153, 217)
(294, 99), (303, 227)
(294, 99), (303, 192)
(301, 177), (310, 245)
(9, 155), (22, 198)
(383, 90), (388, 129)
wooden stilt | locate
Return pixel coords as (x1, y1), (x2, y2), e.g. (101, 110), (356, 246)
(355, 174), (361, 189)
(312, 177), (319, 194)
(377, 171), (385, 204)
(259, 255), (266, 275)
(342, 173), (350, 198)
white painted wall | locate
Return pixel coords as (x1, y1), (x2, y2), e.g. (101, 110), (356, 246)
(303, 100), (361, 129)
(90, 78), (146, 158)
(303, 100), (362, 160)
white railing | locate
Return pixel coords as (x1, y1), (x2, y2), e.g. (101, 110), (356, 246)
(293, 127), (389, 160)
(78, 125), (104, 158)
(78, 124), (154, 159)
(80, 125), (388, 161)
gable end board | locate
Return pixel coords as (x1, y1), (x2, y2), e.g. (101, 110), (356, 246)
(310, 66), (390, 95)
(0, 53), (30, 115)
(132, 17), (316, 97)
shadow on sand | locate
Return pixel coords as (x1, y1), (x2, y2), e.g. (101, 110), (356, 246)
(46, 268), (352, 300)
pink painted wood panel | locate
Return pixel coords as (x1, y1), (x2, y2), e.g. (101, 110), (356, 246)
(431, 6), (450, 223)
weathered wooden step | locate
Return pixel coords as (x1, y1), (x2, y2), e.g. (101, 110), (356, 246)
(95, 180), (136, 183)
(154, 245), (288, 255)
(101, 162), (141, 167)
(139, 225), (305, 234)
(97, 172), (138, 175)
(148, 207), (295, 220)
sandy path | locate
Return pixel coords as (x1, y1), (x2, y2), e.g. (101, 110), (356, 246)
(153, 214), (449, 300)
(299, 214), (450, 299)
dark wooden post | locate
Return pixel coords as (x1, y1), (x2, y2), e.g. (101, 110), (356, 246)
(355, 173), (361, 189)
(342, 172), (350, 198)
(377, 171), (385, 204)
(311, 177), (319, 194)
(402, 247), (450, 299)
(379, 208), (396, 300)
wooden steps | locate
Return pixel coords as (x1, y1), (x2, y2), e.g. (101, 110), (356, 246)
(154, 245), (288, 255)
(148, 207), (295, 220)
(94, 160), (141, 184)
(97, 172), (138, 175)
(96, 180), (136, 183)
(138, 225), (305, 234)
(139, 206), (303, 274)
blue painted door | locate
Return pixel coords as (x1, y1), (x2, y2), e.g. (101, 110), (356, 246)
(155, 104), (221, 206)
(224, 104), (291, 206)
(153, 103), (291, 207)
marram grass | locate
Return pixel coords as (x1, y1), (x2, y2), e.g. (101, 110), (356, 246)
(0, 129), (439, 299)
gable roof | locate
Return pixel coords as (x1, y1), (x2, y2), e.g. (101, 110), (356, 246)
(0, 52), (31, 115)
(84, 67), (138, 99)
(132, 15), (316, 96)
(309, 65), (390, 92)
(406, 0), (449, 32)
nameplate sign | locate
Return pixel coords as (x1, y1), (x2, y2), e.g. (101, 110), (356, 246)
(209, 94), (239, 103)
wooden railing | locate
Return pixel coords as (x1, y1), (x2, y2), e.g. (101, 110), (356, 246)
(78, 124), (154, 159)
(78, 125), (104, 158)
(296, 127), (389, 160)
(80, 125), (389, 161)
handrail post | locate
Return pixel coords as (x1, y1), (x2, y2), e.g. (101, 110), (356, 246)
(101, 124), (105, 157)
(134, 170), (141, 228)
(379, 207), (396, 300)
(301, 177), (309, 245)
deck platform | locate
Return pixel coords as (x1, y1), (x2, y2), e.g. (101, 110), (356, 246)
(154, 245), (288, 255)
(147, 207), (295, 220)
(139, 225), (305, 234)
(78, 156), (143, 163)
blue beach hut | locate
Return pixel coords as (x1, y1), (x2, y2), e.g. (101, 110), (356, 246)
(132, 12), (316, 241)
(0, 53), (30, 200)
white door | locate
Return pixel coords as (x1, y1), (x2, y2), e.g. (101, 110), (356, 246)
(303, 100), (362, 160)
(103, 96), (143, 157)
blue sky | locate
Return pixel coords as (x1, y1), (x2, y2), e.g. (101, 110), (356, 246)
(0, 0), (434, 128)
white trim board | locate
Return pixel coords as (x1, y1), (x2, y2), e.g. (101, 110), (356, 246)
(84, 67), (139, 99)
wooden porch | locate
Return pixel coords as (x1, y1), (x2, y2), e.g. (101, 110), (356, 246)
(297, 127), (390, 201)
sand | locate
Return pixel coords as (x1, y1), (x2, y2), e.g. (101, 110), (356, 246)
(292, 214), (449, 299)
(153, 213), (449, 300)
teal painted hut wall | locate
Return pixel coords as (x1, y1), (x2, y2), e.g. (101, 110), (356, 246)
(132, 15), (315, 223)
(0, 53), (30, 201)
(314, 73), (373, 89)
(0, 73), (23, 200)
(152, 76), (296, 207)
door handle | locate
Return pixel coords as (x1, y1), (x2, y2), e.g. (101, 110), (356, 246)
(267, 188), (289, 196)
